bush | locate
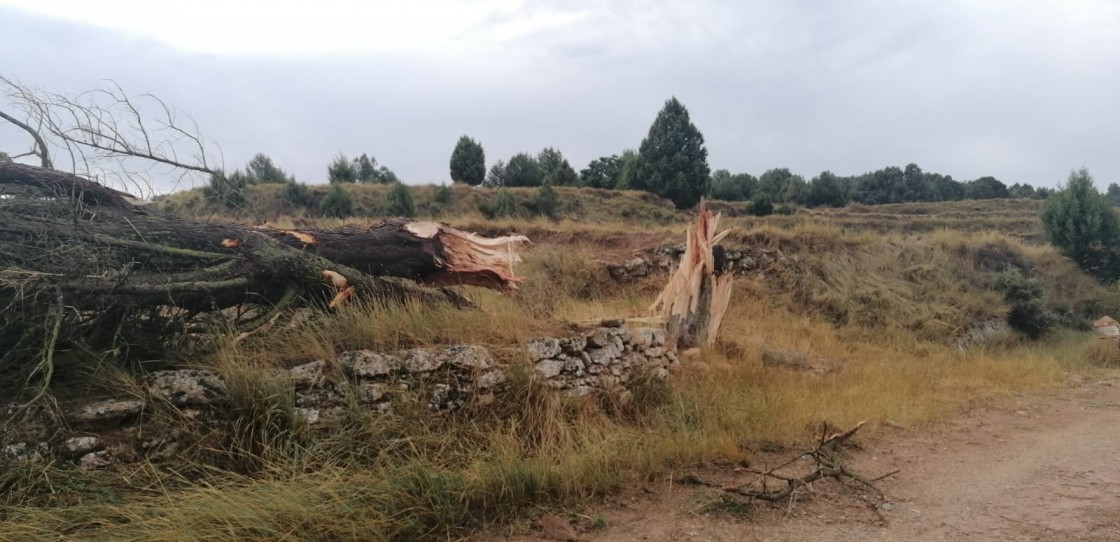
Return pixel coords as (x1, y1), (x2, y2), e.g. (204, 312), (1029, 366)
(479, 189), (519, 219)
(319, 184), (355, 218)
(282, 180), (316, 208)
(1040, 168), (1120, 281)
(383, 182), (416, 218)
(434, 183), (454, 205)
(748, 193), (774, 216)
(992, 270), (1054, 339)
(775, 204), (795, 216)
(534, 182), (559, 219)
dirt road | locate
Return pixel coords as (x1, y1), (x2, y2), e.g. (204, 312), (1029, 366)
(536, 378), (1120, 541)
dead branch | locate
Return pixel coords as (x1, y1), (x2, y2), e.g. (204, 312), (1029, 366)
(682, 421), (894, 504)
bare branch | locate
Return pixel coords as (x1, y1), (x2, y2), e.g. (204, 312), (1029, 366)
(0, 108), (51, 168)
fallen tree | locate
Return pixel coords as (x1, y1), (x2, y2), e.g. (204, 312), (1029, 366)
(0, 161), (529, 392)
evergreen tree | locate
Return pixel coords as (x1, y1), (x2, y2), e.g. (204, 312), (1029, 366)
(504, 153), (544, 187)
(319, 183), (355, 218)
(537, 147), (579, 186)
(806, 171), (847, 207)
(633, 97), (710, 208)
(1040, 168), (1120, 281)
(535, 181), (560, 218)
(449, 136), (486, 185)
(383, 182), (416, 218)
(328, 153), (358, 183)
(355, 153), (378, 183)
(485, 159), (507, 187)
(580, 155), (621, 189)
(247, 153), (292, 184)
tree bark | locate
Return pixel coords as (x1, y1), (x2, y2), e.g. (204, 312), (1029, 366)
(0, 162), (529, 374)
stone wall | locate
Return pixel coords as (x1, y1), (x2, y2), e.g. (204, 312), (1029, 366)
(1, 327), (675, 469)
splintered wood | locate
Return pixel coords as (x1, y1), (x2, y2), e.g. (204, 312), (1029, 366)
(405, 222), (530, 289)
(649, 201), (733, 348)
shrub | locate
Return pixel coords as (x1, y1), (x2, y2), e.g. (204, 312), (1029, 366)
(992, 269), (1054, 339)
(480, 189), (519, 219)
(204, 170), (248, 209)
(282, 180), (316, 208)
(534, 182), (559, 219)
(319, 184), (355, 218)
(749, 193), (774, 216)
(775, 204), (795, 216)
(1040, 168), (1120, 281)
(384, 182), (416, 218)
(434, 183), (454, 205)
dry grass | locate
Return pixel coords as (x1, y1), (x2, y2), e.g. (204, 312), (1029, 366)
(3, 198), (1119, 540)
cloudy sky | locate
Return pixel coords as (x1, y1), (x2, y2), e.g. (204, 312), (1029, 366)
(1, 0), (1118, 193)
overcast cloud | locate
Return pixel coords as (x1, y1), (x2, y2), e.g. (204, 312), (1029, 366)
(1, 0), (1118, 193)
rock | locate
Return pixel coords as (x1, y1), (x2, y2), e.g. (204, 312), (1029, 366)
(475, 369), (507, 389)
(294, 408), (320, 425)
(357, 382), (388, 403)
(535, 358), (565, 379)
(439, 345), (494, 370)
(527, 337), (563, 362)
(146, 369), (227, 407)
(629, 328), (657, 349)
(562, 355), (586, 375)
(339, 351), (400, 379)
(644, 347), (666, 359)
(66, 399), (145, 428)
(587, 342), (623, 366)
(3, 442), (46, 462)
(59, 436), (104, 459)
(881, 502), (894, 512)
(559, 335), (587, 354)
(428, 384), (455, 410)
(78, 450), (113, 470)
(3, 402), (58, 440)
(586, 328), (617, 348)
(400, 349), (444, 372)
(288, 360), (327, 389)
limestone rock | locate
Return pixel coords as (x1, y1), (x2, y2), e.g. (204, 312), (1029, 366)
(439, 345), (494, 370)
(288, 360), (327, 389)
(400, 349), (444, 372)
(527, 337), (563, 362)
(357, 382), (388, 403)
(559, 335), (587, 354)
(339, 351), (400, 379)
(3, 442), (46, 462)
(78, 450), (113, 470)
(475, 369), (507, 389)
(59, 436), (104, 459)
(146, 369), (227, 407)
(66, 399), (145, 428)
(535, 358), (565, 379)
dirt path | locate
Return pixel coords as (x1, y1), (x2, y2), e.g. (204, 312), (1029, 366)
(509, 378), (1120, 542)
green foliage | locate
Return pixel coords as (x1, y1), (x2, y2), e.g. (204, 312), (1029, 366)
(534, 181), (560, 219)
(537, 147), (579, 186)
(247, 153), (293, 184)
(434, 183), (454, 205)
(479, 189), (519, 219)
(204, 170), (248, 209)
(328, 153), (358, 184)
(354, 153), (398, 184)
(1009, 182), (1037, 199)
(384, 182), (416, 218)
(1107, 182), (1120, 206)
(1040, 168), (1120, 281)
(757, 168), (807, 204)
(748, 193), (774, 216)
(282, 180), (316, 208)
(709, 170), (757, 201)
(966, 176), (1011, 200)
(449, 136), (486, 186)
(503, 153), (544, 187)
(580, 155), (622, 189)
(485, 159), (507, 187)
(615, 149), (639, 189)
(319, 183), (355, 218)
(806, 171), (847, 207)
(633, 97), (710, 208)
(992, 270), (1054, 339)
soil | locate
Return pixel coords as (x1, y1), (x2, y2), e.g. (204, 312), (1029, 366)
(498, 377), (1120, 542)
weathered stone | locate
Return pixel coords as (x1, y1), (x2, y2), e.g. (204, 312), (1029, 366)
(439, 345), (494, 370)
(562, 355), (586, 375)
(59, 436), (104, 459)
(339, 351), (400, 378)
(527, 337), (563, 362)
(400, 349), (444, 372)
(3, 442), (46, 462)
(586, 363), (605, 375)
(587, 342), (623, 366)
(294, 407), (320, 425)
(66, 399), (145, 428)
(475, 369), (507, 389)
(535, 358), (564, 379)
(428, 383), (455, 410)
(78, 450), (113, 470)
(611, 334), (626, 354)
(559, 335), (587, 354)
(288, 360), (327, 389)
(644, 346), (667, 358)
(566, 385), (595, 397)
(586, 327), (620, 348)
(598, 375), (621, 389)
(146, 369), (227, 407)
(357, 382), (388, 403)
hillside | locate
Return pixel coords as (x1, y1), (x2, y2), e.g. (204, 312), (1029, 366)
(3, 193), (1118, 541)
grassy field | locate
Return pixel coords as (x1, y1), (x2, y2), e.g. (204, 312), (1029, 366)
(3, 195), (1118, 540)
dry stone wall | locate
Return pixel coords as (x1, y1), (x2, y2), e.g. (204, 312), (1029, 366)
(1, 327), (675, 469)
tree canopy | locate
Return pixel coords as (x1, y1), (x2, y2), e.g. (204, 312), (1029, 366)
(449, 136), (486, 185)
(633, 97), (710, 209)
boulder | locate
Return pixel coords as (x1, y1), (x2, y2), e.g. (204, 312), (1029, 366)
(146, 370), (227, 407)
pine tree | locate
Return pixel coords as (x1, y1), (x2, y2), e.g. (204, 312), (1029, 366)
(383, 182), (416, 218)
(449, 136), (486, 186)
(634, 97), (710, 208)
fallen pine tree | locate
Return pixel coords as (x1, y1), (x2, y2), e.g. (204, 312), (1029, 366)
(0, 161), (529, 393)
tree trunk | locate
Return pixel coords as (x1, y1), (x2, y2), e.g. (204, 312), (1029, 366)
(0, 162), (529, 376)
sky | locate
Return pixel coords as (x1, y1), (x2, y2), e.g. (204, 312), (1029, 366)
(1, 0), (1119, 194)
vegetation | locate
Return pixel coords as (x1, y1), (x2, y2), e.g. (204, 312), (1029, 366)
(1040, 168), (1120, 281)
(633, 97), (711, 209)
(383, 181), (416, 218)
(993, 269), (1054, 339)
(449, 135), (486, 186)
(355, 153), (399, 184)
(319, 183), (355, 218)
(327, 153), (358, 184)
